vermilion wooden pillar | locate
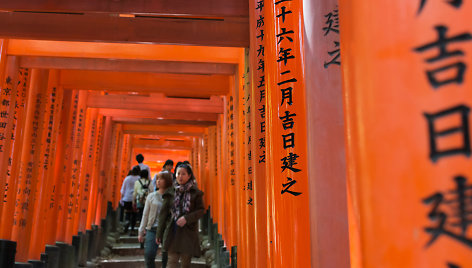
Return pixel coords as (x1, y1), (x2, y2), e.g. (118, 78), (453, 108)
(0, 56), (19, 226)
(95, 115), (113, 223)
(11, 68), (49, 261)
(264, 0), (312, 266)
(56, 90), (79, 242)
(302, 0), (351, 267)
(65, 90), (88, 243)
(340, 1), (472, 267)
(29, 70), (64, 258)
(51, 89), (73, 243)
(77, 108), (98, 232)
(109, 124), (124, 207)
(86, 113), (103, 228)
(249, 0), (270, 264)
(0, 67), (30, 240)
(242, 50), (256, 268)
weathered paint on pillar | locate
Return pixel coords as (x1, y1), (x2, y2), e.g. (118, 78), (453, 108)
(11, 68), (49, 261)
(0, 67), (29, 240)
(340, 1), (472, 267)
(302, 0), (351, 267)
(265, 0), (312, 266)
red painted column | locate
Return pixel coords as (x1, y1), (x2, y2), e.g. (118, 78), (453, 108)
(249, 0), (270, 263)
(0, 56), (19, 225)
(339, 1), (472, 267)
(77, 108), (98, 232)
(95, 115), (113, 223)
(29, 70), (64, 258)
(11, 68), (50, 261)
(0, 67), (30, 240)
(264, 0), (312, 266)
(56, 90), (78, 242)
(65, 90), (88, 243)
(302, 1), (351, 267)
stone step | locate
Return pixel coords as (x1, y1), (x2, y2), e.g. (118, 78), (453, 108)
(99, 255), (207, 268)
(118, 234), (140, 244)
(111, 243), (145, 256)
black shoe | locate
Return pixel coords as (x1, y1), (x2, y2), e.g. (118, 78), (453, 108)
(140, 242), (144, 249)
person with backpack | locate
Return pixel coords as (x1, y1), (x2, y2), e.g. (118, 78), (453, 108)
(133, 169), (151, 236)
(138, 170), (174, 268)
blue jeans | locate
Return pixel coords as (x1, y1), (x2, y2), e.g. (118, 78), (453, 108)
(144, 228), (159, 268)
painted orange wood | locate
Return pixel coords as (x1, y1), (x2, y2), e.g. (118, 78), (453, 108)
(0, 56), (19, 229)
(19, 56), (237, 75)
(98, 108), (219, 122)
(0, 0), (249, 18)
(8, 40), (244, 64)
(95, 116), (113, 222)
(60, 70), (230, 97)
(264, 0), (312, 266)
(301, 1), (351, 267)
(65, 90), (88, 243)
(0, 67), (30, 240)
(52, 89), (74, 242)
(11, 69), (49, 261)
(29, 70), (64, 259)
(0, 12), (249, 47)
(340, 1), (472, 267)
(87, 114), (104, 227)
(249, 0), (269, 263)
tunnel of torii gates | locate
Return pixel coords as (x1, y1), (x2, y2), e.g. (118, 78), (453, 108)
(0, 0), (471, 267)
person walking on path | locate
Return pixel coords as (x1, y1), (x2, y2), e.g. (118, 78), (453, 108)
(151, 159), (174, 191)
(162, 163), (204, 268)
(138, 171), (173, 268)
(134, 169), (151, 227)
(120, 166), (141, 234)
(136, 153), (151, 180)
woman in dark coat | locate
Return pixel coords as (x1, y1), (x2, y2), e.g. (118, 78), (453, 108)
(161, 163), (204, 268)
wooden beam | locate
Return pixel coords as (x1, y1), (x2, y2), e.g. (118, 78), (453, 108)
(98, 109), (219, 121)
(62, 70), (230, 97)
(112, 117), (216, 126)
(123, 130), (203, 137)
(19, 56), (237, 75)
(132, 137), (193, 150)
(0, 12), (249, 47)
(0, 0), (248, 18)
(121, 124), (206, 133)
(8, 40), (244, 63)
(89, 95), (224, 114)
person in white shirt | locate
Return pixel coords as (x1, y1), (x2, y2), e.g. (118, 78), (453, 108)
(138, 171), (173, 268)
(120, 165), (141, 234)
(136, 153), (151, 180)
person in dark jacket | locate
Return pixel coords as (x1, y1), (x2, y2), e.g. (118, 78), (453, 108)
(156, 175), (175, 268)
(160, 163), (204, 268)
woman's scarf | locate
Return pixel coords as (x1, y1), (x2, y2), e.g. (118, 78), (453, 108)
(172, 179), (194, 220)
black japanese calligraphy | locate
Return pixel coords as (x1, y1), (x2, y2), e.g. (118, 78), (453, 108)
(424, 105), (471, 162)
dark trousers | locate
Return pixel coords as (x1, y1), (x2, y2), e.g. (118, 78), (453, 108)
(123, 201), (137, 232)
